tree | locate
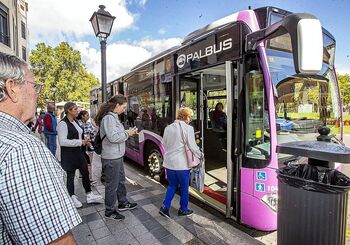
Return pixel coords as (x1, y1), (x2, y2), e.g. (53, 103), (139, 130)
(338, 74), (350, 106)
(29, 42), (99, 108)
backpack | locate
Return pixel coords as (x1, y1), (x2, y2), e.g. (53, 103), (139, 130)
(91, 130), (106, 155)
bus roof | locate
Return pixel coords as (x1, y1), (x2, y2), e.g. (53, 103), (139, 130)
(182, 12), (239, 45)
(130, 12), (245, 72)
(109, 6), (335, 85)
(131, 45), (180, 71)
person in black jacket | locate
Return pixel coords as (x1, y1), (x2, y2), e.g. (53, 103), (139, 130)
(57, 102), (103, 208)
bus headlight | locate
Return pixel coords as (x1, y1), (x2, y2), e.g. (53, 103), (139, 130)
(261, 193), (278, 212)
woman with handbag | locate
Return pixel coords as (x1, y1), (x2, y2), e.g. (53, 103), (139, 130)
(159, 107), (203, 218)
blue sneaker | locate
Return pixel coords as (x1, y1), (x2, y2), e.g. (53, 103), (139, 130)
(178, 209), (193, 217)
(159, 206), (171, 219)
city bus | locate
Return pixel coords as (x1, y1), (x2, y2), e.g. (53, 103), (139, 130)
(90, 6), (341, 231)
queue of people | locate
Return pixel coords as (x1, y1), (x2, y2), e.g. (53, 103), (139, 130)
(0, 52), (207, 243)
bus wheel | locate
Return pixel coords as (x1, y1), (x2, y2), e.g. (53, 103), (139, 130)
(145, 143), (165, 182)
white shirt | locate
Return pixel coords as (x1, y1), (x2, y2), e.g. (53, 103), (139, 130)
(162, 120), (203, 170)
(57, 120), (83, 147)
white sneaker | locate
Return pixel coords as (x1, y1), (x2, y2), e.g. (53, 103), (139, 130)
(71, 195), (82, 208)
(86, 192), (103, 204)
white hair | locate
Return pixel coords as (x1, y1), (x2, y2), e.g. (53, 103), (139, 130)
(0, 52), (29, 102)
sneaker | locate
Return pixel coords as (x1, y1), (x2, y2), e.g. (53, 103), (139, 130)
(71, 195), (82, 208)
(178, 209), (193, 217)
(118, 202), (138, 211)
(86, 192), (103, 204)
(105, 210), (125, 221)
(159, 206), (171, 219)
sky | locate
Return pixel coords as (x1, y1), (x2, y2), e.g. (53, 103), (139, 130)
(27, 0), (350, 82)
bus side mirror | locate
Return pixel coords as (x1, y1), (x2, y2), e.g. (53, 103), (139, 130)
(246, 13), (323, 74)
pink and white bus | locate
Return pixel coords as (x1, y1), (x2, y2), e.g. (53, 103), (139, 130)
(90, 6), (342, 231)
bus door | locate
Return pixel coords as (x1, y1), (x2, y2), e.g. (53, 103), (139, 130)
(179, 61), (238, 218)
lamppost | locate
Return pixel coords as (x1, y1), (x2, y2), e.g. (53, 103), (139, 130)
(90, 5), (115, 102)
(51, 84), (57, 112)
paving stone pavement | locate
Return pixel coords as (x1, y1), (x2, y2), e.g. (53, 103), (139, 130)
(71, 139), (350, 245)
(71, 153), (265, 245)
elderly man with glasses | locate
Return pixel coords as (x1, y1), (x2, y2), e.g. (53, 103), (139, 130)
(0, 52), (81, 244)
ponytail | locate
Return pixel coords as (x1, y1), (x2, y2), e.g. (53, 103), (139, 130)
(95, 95), (127, 126)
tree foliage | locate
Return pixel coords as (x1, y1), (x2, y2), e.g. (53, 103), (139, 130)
(29, 42), (99, 107)
(338, 74), (350, 106)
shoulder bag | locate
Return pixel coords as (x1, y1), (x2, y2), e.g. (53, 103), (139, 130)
(178, 122), (201, 168)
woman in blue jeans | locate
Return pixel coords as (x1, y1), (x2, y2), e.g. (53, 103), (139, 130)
(160, 107), (203, 218)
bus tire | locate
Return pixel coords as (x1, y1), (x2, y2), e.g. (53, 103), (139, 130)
(144, 142), (165, 183)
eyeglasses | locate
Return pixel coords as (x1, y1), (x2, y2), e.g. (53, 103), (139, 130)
(26, 80), (43, 94)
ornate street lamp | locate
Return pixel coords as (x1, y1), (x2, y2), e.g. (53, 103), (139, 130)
(90, 5), (115, 102)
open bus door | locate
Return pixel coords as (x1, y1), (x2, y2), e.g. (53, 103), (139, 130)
(178, 61), (239, 219)
(225, 61), (240, 220)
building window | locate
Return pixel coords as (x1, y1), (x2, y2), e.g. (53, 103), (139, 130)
(22, 46), (26, 61)
(21, 21), (26, 39)
(0, 3), (9, 46)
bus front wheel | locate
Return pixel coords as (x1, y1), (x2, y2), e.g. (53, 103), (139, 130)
(145, 143), (165, 182)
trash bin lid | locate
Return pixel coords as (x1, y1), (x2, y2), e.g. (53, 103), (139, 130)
(277, 141), (350, 163)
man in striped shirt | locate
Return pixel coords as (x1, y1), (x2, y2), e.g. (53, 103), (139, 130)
(0, 52), (82, 244)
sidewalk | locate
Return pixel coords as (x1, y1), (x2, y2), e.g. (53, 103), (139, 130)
(71, 154), (264, 245)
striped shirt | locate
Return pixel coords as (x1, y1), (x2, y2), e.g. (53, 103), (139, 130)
(0, 111), (81, 244)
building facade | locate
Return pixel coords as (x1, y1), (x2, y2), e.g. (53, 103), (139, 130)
(0, 0), (28, 60)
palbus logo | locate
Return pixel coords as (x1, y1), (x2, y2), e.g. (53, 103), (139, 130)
(176, 54), (186, 68)
(176, 38), (232, 69)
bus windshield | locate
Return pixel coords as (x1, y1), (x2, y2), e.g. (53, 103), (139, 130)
(266, 48), (341, 158)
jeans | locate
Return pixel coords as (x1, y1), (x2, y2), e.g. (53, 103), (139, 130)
(102, 157), (128, 215)
(163, 169), (191, 212)
(45, 134), (57, 156)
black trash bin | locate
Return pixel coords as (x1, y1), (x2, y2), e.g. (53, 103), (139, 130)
(277, 164), (350, 245)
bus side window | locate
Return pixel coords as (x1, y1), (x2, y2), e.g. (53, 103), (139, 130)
(153, 82), (172, 136)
